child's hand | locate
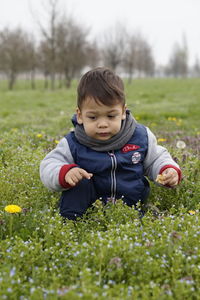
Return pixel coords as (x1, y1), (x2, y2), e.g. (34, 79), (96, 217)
(65, 167), (93, 187)
(156, 168), (179, 187)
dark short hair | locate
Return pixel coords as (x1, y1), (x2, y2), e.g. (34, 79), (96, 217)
(77, 67), (125, 108)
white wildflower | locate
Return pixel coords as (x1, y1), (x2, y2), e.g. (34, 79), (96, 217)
(176, 140), (186, 149)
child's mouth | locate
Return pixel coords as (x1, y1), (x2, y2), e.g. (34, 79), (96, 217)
(98, 132), (110, 137)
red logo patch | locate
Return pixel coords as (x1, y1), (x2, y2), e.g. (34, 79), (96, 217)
(121, 144), (140, 153)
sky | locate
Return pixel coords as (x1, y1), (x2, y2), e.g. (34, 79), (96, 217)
(0, 0), (200, 66)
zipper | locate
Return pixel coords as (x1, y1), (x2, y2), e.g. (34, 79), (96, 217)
(108, 151), (117, 202)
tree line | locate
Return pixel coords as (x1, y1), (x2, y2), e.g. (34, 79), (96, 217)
(0, 0), (199, 90)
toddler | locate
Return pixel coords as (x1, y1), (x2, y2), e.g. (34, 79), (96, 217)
(40, 67), (181, 219)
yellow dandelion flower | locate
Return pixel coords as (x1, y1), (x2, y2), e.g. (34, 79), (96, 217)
(168, 117), (177, 121)
(5, 205), (22, 214)
(158, 138), (167, 142)
(54, 140), (59, 144)
(11, 128), (18, 132)
(188, 210), (196, 215)
(36, 134), (43, 138)
(176, 119), (182, 126)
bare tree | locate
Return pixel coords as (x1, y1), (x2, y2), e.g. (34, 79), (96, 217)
(123, 32), (155, 81)
(123, 34), (137, 83)
(86, 41), (100, 68)
(136, 38), (155, 77)
(166, 36), (188, 77)
(0, 28), (30, 89)
(55, 18), (90, 88)
(32, 0), (94, 89)
(33, 0), (60, 89)
(23, 36), (38, 89)
(100, 23), (127, 71)
(191, 56), (200, 77)
(37, 40), (51, 89)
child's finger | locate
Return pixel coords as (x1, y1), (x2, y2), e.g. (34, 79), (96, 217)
(72, 174), (82, 183)
(74, 171), (84, 181)
(162, 169), (172, 178)
(170, 179), (178, 186)
(66, 177), (77, 186)
(65, 168), (93, 186)
(164, 177), (178, 186)
(161, 170), (178, 186)
(79, 169), (93, 180)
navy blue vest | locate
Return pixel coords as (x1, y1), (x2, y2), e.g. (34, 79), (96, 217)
(65, 124), (149, 206)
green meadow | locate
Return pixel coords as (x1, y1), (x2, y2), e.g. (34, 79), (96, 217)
(0, 78), (200, 299)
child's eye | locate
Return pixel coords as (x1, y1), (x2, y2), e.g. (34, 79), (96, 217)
(108, 115), (115, 119)
(88, 116), (96, 120)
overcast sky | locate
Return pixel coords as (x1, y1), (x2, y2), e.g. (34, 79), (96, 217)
(0, 0), (200, 66)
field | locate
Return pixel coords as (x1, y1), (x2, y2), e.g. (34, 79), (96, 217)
(0, 78), (200, 299)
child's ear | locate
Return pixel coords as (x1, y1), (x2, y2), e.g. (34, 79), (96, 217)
(76, 107), (83, 124)
(122, 104), (127, 120)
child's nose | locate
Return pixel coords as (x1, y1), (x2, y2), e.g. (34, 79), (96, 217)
(97, 118), (108, 128)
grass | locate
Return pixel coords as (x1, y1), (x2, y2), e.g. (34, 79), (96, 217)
(0, 78), (200, 299)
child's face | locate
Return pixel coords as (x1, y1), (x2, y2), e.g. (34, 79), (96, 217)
(77, 97), (126, 140)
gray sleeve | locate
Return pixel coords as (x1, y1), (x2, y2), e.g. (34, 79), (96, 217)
(40, 138), (75, 191)
(144, 127), (180, 182)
